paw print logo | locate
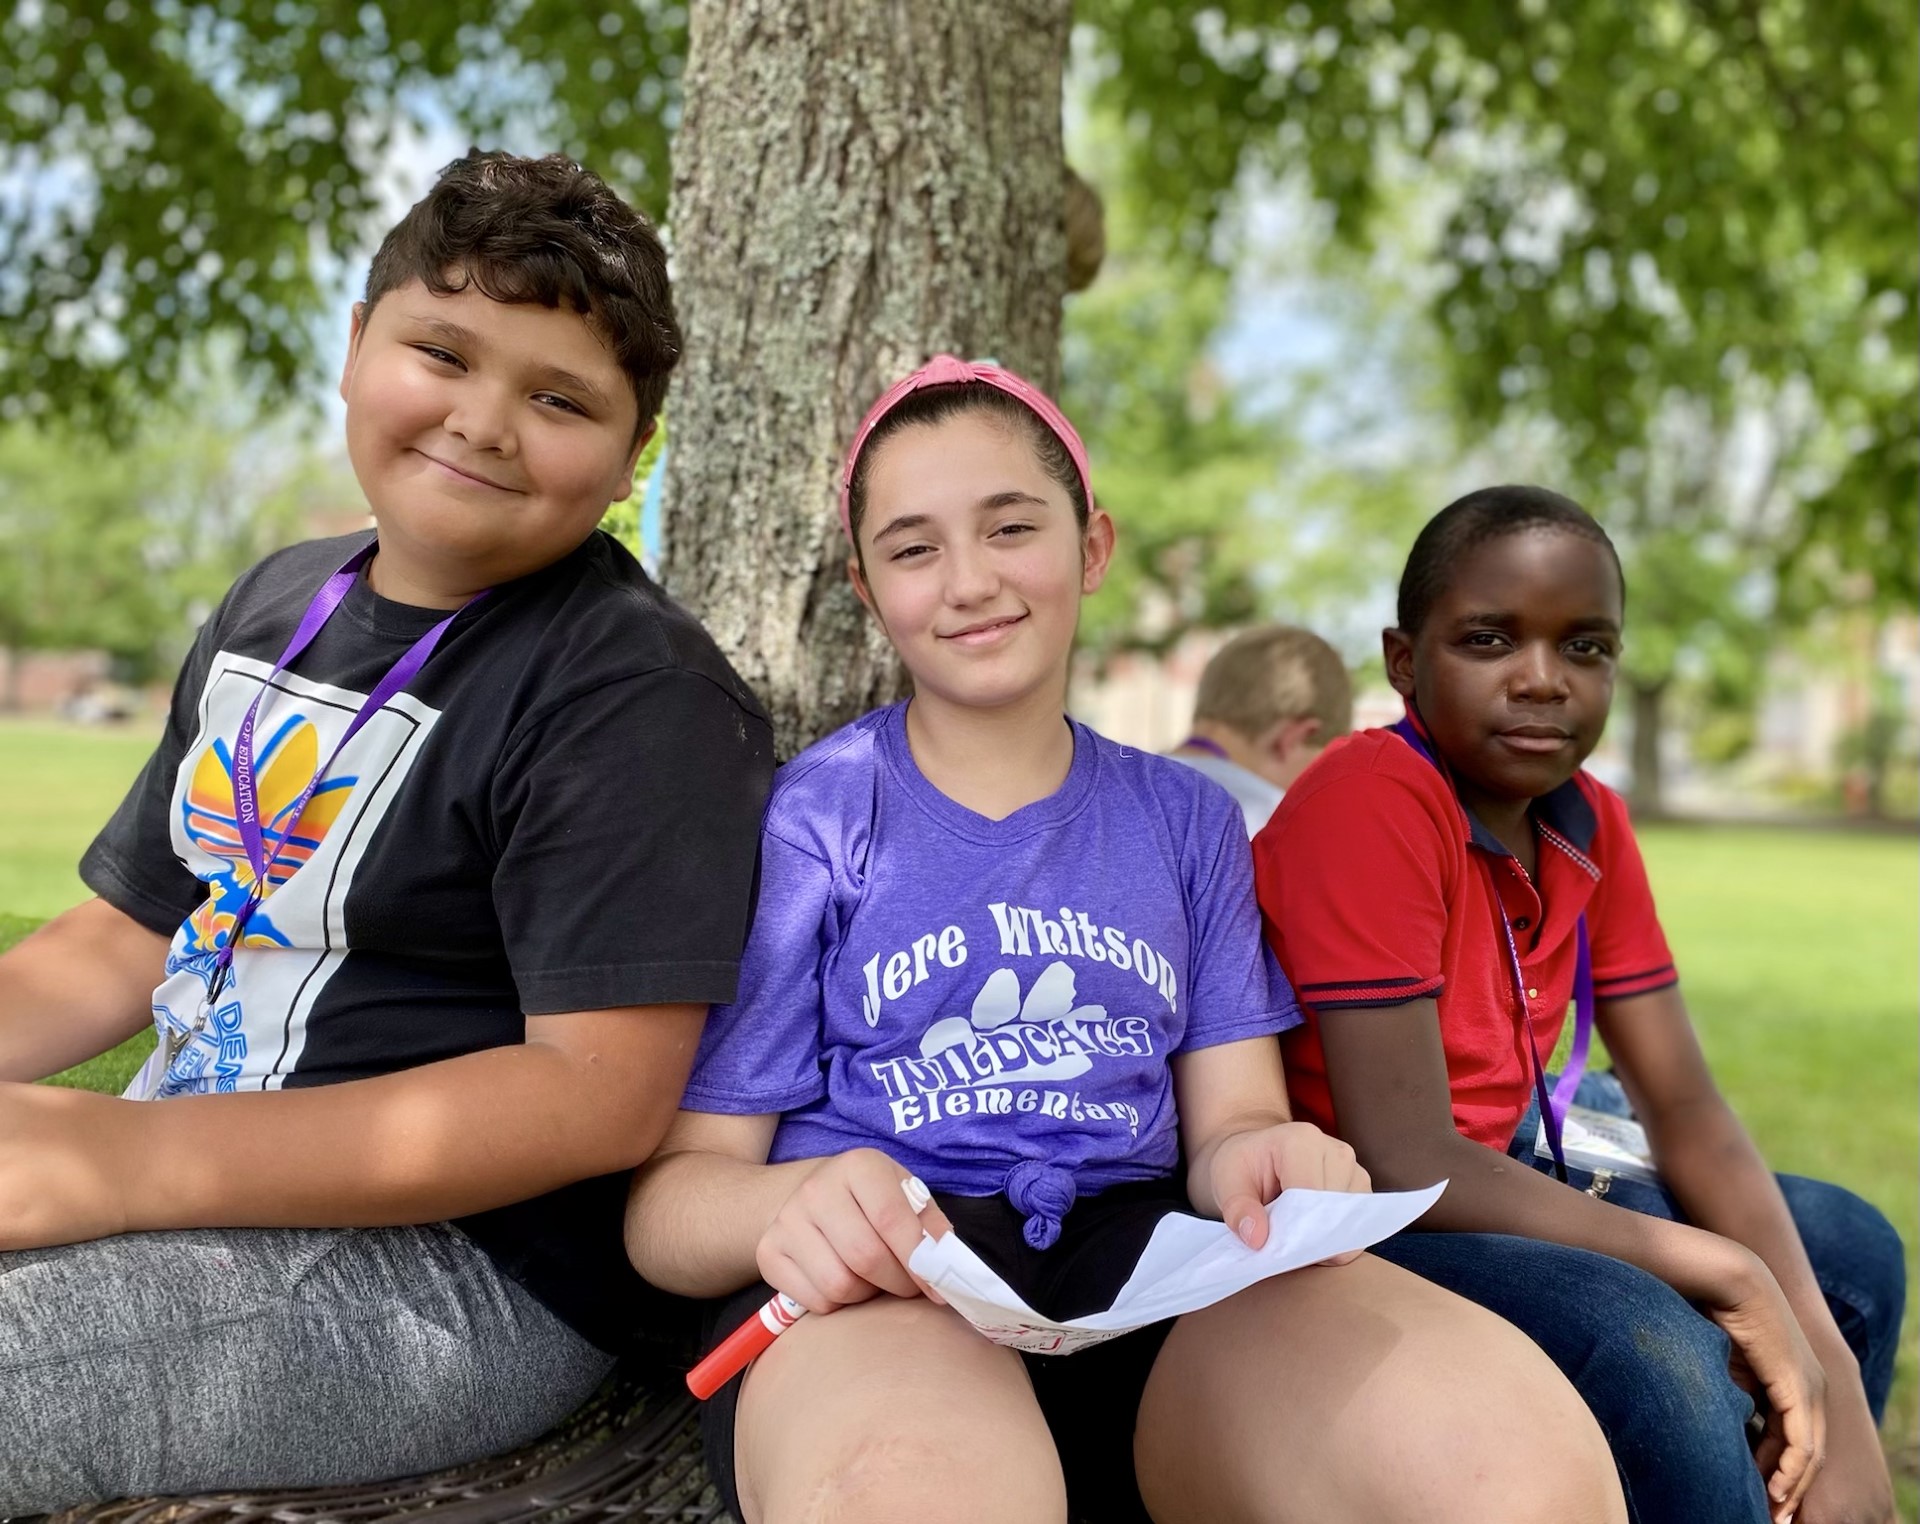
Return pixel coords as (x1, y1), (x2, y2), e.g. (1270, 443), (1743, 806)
(917, 961), (1104, 1084)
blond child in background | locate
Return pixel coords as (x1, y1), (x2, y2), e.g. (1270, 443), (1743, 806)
(1166, 624), (1352, 835)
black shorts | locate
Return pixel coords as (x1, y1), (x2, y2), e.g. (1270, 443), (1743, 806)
(698, 1177), (1186, 1523)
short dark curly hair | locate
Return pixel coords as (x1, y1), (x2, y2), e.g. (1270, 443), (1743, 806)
(1396, 485), (1624, 633)
(364, 150), (679, 437)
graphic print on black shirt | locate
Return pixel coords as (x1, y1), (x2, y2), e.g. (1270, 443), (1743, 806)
(128, 652), (443, 1097)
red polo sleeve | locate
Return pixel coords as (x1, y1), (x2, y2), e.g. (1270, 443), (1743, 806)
(1255, 758), (1454, 1010)
(1580, 778), (1679, 1000)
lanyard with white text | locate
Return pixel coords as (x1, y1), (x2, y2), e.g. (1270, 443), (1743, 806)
(211, 542), (487, 997)
(1390, 717), (1591, 1182)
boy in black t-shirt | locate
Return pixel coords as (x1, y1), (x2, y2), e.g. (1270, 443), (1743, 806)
(0, 152), (774, 1510)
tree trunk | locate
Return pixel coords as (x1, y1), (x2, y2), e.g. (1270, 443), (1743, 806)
(662, 0), (1072, 757)
(1627, 677), (1669, 818)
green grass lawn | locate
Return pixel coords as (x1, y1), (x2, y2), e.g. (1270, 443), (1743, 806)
(0, 720), (164, 1092)
(0, 719), (159, 920)
(2, 718), (1915, 1508)
(1636, 821), (1920, 1508)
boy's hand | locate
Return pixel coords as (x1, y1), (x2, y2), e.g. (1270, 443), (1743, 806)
(1793, 1379), (1894, 1524)
(1706, 1250), (1828, 1524)
(0, 1082), (131, 1248)
(755, 1148), (954, 1315)
(1207, 1121), (1371, 1254)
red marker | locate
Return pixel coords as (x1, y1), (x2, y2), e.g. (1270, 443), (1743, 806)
(687, 1292), (806, 1399)
(685, 1174), (935, 1401)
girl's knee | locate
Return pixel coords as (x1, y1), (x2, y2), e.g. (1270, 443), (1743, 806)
(1139, 1267), (1624, 1524)
(738, 1302), (1064, 1524)
(1309, 1275), (1625, 1524)
(1413, 1318), (1625, 1524)
(1465, 1391), (1624, 1524)
(761, 1431), (1065, 1524)
(1413, 1441), (1623, 1524)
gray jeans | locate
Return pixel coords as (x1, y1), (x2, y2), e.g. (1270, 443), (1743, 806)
(0, 1221), (616, 1513)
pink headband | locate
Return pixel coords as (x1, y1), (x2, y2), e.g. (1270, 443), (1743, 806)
(837, 354), (1094, 544)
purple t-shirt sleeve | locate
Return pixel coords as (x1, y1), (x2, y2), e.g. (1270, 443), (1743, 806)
(1173, 791), (1301, 1053)
(682, 826), (833, 1115)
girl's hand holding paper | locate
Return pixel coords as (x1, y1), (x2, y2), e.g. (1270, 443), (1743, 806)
(756, 1147), (952, 1314)
(1205, 1121), (1372, 1257)
(909, 1181), (1446, 1356)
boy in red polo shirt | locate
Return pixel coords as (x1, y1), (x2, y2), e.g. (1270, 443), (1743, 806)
(1269, 705), (1675, 1154)
(1257, 487), (1903, 1524)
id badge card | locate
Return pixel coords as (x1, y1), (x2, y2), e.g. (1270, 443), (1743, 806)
(124, 983), (214, 1101)
(1535, 1103), (1660, 1183)
(124, 1033), (171, 1101)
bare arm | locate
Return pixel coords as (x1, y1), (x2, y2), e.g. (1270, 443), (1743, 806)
(1321, 995), (1826, 1519)
(0, 898), (170, 1083)
(1603, 988), (1892, 1520)
(0, 1003), (706, 1245)
(627, 1106), (953, 1313)
(1175, 1036), (1368, 1251)
(1321, 995), (1773, 1295)
(1601, 988), (1843, 1350)
(1175, 1035), (1293, 1217)
(624, 1109), (818, 1296)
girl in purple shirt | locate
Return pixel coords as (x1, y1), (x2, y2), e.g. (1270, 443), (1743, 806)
(625, 358), (1625, 1524)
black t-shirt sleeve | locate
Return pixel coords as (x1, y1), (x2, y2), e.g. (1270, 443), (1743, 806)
(491, 667), (775, 1014)
(79, 616), (222, 936)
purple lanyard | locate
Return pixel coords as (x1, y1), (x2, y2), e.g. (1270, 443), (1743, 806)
(1178, 735), (1231, 760)
(1390, 718), (1591, 1181)
(212, 543), (485, 991)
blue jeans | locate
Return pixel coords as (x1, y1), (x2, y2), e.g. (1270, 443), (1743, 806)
(1373, 1073), (1906, 1524)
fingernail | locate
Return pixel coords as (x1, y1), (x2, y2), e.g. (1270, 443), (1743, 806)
(1237, 1215), (1257, 1243)
(902, 1176), (932, 1213)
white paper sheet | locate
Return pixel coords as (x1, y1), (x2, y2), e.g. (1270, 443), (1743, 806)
(908, 1181), (1447, 1354)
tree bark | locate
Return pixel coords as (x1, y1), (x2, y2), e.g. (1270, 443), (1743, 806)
(1627, 677), (1668, 818)
(662, 0), (1071, 757)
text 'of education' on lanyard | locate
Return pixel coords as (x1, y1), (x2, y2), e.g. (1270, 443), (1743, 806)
(208, 542), (487, 1002)
(1390, 717), (1593, 1183)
